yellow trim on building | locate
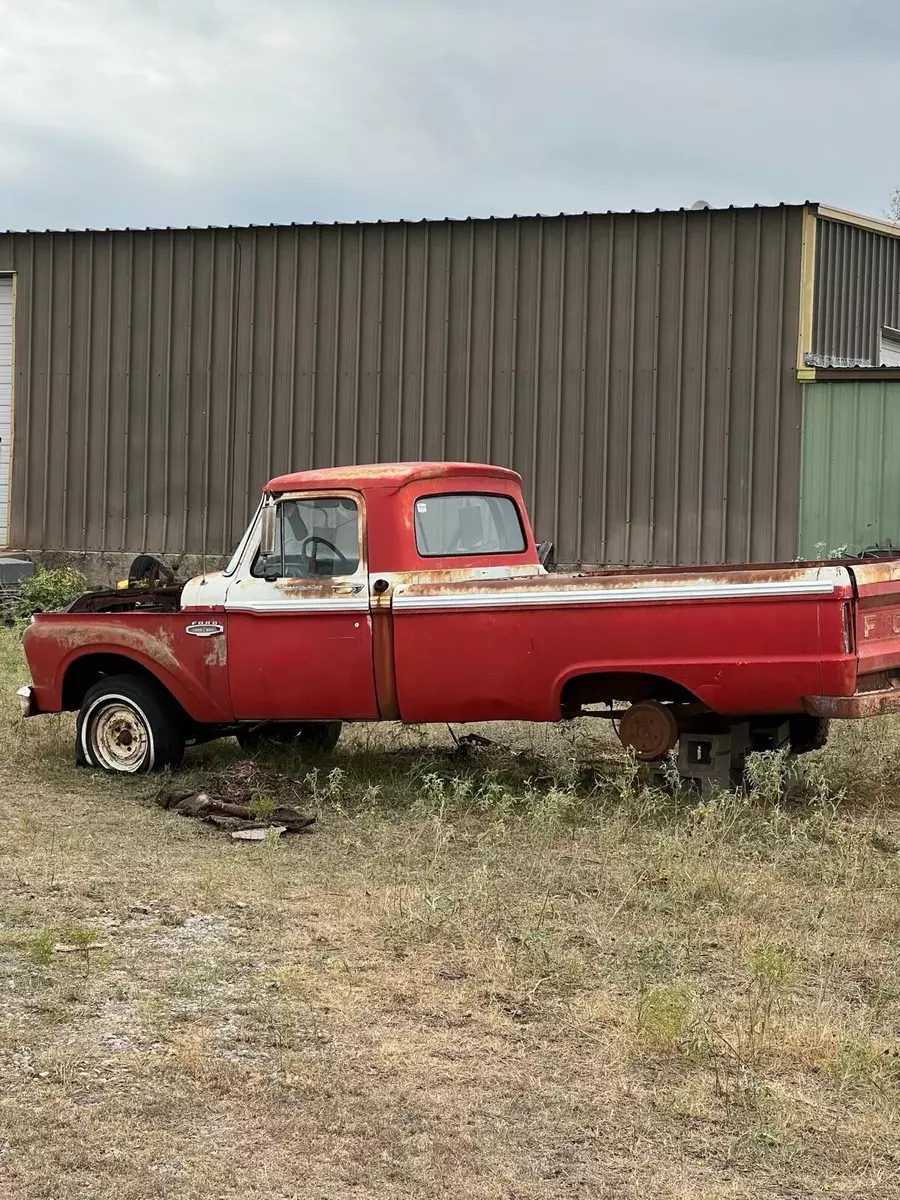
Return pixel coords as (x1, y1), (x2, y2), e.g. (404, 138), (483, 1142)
(796, 206), (818, 373)
(816, 204), (900, 240)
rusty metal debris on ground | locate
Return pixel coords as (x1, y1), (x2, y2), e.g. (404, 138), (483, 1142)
(456, 732), (497, 750)
(155, 785), (315, 836)
(445, 728), (503, 753)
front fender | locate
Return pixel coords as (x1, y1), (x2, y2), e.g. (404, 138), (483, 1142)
(23, 613), (233, 723)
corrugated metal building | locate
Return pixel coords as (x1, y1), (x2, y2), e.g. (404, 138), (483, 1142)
(0, 201), (898, 574)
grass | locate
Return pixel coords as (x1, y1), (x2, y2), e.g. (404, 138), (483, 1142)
(1, 628), (900, 1197)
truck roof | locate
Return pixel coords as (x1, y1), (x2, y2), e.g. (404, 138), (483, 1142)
(265, 461), (522, 492)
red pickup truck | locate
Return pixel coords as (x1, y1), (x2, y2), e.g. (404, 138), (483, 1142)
(17, 461), (900, 788)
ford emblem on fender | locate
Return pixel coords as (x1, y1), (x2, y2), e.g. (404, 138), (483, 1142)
(185, 621), (224, 638)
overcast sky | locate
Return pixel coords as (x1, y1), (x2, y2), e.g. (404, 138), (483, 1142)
(0, 0), (896, 231)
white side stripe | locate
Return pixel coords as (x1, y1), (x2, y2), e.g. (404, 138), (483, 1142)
(393, 579), (836, 611)
(228, 597), (370, 614)
(225, 578), (838, 613)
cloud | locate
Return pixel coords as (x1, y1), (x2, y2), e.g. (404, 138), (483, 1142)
(0, 0), (896, 229)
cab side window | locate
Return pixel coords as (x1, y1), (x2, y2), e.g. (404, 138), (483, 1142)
(252, 497), (360, 578)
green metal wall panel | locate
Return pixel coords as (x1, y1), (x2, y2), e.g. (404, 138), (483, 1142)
(800, 380), (900, 557)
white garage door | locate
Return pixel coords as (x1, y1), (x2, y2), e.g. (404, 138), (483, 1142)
(0, 276), (12, 548)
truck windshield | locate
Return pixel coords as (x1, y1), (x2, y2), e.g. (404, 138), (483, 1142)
(414, 494), (526, 557)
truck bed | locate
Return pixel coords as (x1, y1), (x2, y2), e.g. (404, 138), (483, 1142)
(389, 558), (900, 723)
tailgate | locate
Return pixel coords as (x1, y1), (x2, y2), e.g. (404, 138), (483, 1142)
(849, 561), (900, 675)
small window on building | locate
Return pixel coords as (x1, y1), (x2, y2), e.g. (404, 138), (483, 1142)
(252, 496), (360, 579)
(414, 494), (526, 557)
(879, 327), (900, 367)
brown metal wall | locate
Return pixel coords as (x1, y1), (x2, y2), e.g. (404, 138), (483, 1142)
(811, 217), (900, 367)
(0, 205), (804, 566)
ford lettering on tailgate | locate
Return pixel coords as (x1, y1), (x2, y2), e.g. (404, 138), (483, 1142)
(862, 610), (900, 639)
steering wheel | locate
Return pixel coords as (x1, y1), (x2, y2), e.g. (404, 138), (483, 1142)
(300, 535), (350, 573)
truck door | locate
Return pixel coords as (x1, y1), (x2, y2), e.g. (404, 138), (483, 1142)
(224, 491), (378, 720)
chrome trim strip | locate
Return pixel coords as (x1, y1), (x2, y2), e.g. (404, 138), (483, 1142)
(227, 597), (369, 614)
(393, 579), (837, 611)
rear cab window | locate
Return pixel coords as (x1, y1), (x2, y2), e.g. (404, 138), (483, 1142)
(414, 493), (526, 557)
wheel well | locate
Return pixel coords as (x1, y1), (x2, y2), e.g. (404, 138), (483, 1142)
(62, 654), (166, 712)
(560, 671), (700, 713)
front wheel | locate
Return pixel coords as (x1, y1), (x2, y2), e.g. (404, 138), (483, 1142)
(77, 674), (185, 773)
(236, 721), (342, 754)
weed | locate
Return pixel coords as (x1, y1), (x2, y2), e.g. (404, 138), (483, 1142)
(814, 541), (850, 561)
(745, 944), (795, 1058)
(31, 930), (55, 964)
(249, 792), (277, 822)
(826, 1033), (900, 1095)
(528, 784), (577, 831)
(59, 924), (103, 949)
(745, 749), (793, 805)
(635, 984), (696, 1050)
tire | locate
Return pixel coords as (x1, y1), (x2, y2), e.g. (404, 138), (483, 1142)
(236, 721), (342, 754)
(789, 715), (830, 756)
(76, 674), (185, 773)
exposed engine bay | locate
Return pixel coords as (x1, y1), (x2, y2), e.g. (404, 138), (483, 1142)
(66, 555), (184, 616)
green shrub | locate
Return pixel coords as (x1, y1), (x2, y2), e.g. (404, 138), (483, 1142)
(15, 566), (87, 620)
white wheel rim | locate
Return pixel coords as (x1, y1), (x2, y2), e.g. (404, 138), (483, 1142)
(89, 701), (151, 772)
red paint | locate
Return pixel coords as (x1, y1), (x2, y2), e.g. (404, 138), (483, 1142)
(225, 609), (378, 720)
(19, 463), (900, 732)
(22, 613), (233, 722)
(392, 593), (832, 722)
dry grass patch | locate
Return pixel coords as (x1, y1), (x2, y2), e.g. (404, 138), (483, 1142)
(1, 628), (900, 1196)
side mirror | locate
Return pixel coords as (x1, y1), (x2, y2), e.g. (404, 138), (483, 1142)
(259, 505), (277, 558)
